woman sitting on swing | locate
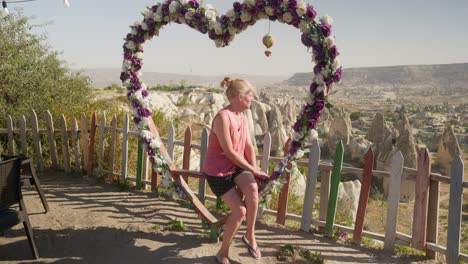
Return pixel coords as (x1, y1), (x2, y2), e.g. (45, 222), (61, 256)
(202, 77), (269, 264)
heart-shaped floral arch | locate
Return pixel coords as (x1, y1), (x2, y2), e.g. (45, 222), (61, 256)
(120, 0), (342, 202)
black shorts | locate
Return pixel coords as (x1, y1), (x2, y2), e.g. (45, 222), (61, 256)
(205, 168), (246, 198)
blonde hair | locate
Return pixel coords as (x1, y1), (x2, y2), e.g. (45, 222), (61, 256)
(220, 77), (256, 101)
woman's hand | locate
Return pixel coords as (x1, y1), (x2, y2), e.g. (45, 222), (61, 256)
(253, 170), (269, 181)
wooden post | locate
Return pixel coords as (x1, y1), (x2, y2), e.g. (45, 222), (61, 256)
(446, 155), (463, 264)
(120, 114), (129, 183)
(412, 148), (431, 250)
(198, 128), (209, 203)
(136, 141), (144, 189)
(353, 147), (374, 243)
(80, 113), (89, 173)
(7, 115), (15, 155)
(426, 178), (440, 259)
(108, 115), (117, 182)
(301, 138), (320, 232)
(31, 110), (43, 171)
(87, 112), (97, 175)
(384, 151), (404, 252)
(276, 138), (291, 225)
(325, 141), (344, 237)
(71, 117), (82, 171)
(45, 110), (58, 168)
(143, 151), (149, 190)
(182, 126), (192, 183)
(60, 114), (71, 173)
(319, 168), (331, 232)
(167, 124), (175, 159)
(258, 132), (271, 220)
(19, 115), (27, 155)
(97, 112), (107, 177)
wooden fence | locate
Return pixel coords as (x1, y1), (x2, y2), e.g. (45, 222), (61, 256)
(1, 110), (467, 263)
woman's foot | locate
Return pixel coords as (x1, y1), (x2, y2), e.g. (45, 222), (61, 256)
(242, 235), (261, 259)
(215, 253), (231, 264)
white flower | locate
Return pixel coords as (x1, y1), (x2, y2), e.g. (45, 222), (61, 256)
(228, 26), (237, 35)
(141, 21), (148, 31)
(282, 12), (293, 23)
(205, 4), (215, 10)
(143, 8), (153, 19)
(257, 11), (269, 19)
(121, 60), (131, 71)
(205, 9), (216, 21)
(245, 0), (256, 6)
(215, 39), (224, 47)
(178, 17), (186, 24)
(296, 2), (307, 16)
(180, 0), (189, 5)
(265, 7), (275, 16)
(240, 12), (252, 23)
(326, 36), (336, 48)
(156, 5), (163, 14)
(281, 0), (289, 8)
(140, 130), (153, 140)
(133, 20), (142, 28)
(136, 70), (142, 77)
(332, 58), (341, 70)
(163, 16), (171, 22)
(154, 13), (163, 22)
(294, 149), (305, 159)
(131, 28), (137, 35)
(150, 139), (162, 149)
(292, 131), (304, 141)
(316, 83), (326, 93)
(299, 20), (310, 32)
(125, 41), (136, 50)
(133, 90), (143, 101)
(136, 52), (144, 60)
(169, 1), (180, 13)
(123, 79), (131, 87)
(309, 129), (318, 141)
(213, 22), (223, 35)
(320, 15), (334, 25)
(226, 9), (236, 21)
(314, 73), (324, 84)
(185, 10), (195, 20)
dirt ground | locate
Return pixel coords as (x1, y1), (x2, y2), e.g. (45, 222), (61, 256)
(0, 172), (437, 264)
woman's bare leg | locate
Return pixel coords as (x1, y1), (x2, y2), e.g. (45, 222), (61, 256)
(235, 171), (261, 257)
(216, 187), (246, 264)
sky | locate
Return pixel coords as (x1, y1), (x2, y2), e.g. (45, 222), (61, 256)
(7, 0), (468, 76)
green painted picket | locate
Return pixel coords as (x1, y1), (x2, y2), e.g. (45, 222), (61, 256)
(325, 140), (344, 237)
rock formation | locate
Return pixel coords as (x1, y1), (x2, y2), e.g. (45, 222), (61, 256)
(437, 125), (463, 175)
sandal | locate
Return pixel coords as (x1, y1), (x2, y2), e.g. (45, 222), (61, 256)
(242, 235), (261, 259)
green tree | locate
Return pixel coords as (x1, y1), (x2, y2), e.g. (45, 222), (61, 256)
(0, 11), (92, 124)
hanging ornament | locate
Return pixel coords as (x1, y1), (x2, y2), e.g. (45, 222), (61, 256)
(262, 21), (275, 57)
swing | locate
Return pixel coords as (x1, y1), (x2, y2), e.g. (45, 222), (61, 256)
(121, 0), (342, 241)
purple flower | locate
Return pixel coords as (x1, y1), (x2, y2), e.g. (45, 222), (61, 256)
(141, 89), (149, 97)
(233, 2), (242, 12)
(329, 45), (338, 60)
(126, 91), (133, 99)
(319, 23), (332, 37)
(188, 0), (199, 9)
(274, 8), (283, 17)
(132, 99), (141, 109)
(208, 30), (217, 40)
(301, 33), (314, 47)
(306, 117), (317, 129)
(293, 119), (302, 131)
(133, 116), (141, 124)
(199, 23), (208, 34)
(256, 0), (265, 10)
(313, 61), (326, 74)
(120, 72), (129, 82)
(333, 68), (343, 82)
(137, 107), (152, 117)
(310, 82), (318, 93)
(306, 6), (317, 19)
(288, 0), (297, 9)
(124, 52), (133, 60)
(223, 33), (231, 43)
(147, 147), (155, 156)
(269, 0), (280, 8)
(234, 19), (244, 29)
(193, 12), (202, 20)
(314, 99), (325, 111)
(177, 7), (187, 16)
(220, 15), (229, 25)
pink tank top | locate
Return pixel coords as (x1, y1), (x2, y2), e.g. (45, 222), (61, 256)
(202, 109), (247, 177)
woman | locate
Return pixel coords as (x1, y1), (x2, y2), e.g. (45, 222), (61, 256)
(202, 77), (269, 264)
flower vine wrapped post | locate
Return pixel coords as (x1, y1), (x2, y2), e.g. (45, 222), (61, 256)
(120, 0), (342, 203)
